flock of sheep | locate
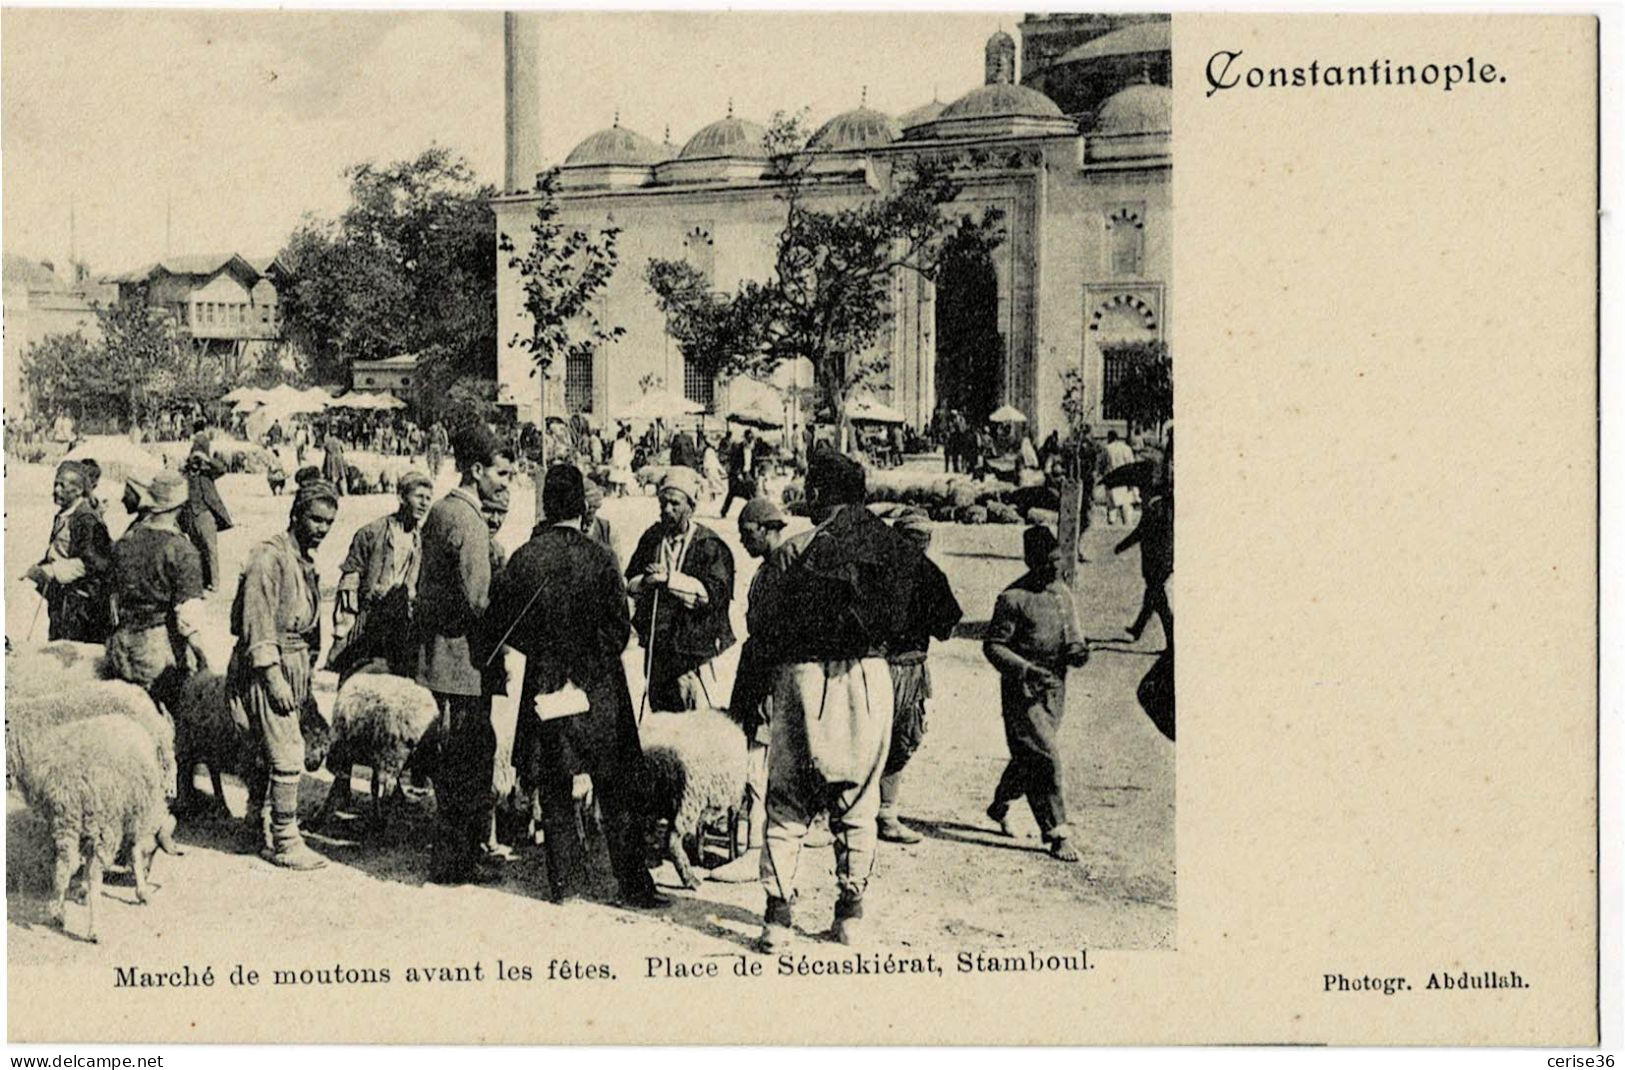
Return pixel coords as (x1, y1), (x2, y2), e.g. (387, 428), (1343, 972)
(5, 640), (753, 943)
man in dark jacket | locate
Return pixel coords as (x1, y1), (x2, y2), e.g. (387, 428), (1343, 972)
(182, 448), (233, 591)
(328, 471), (433, 681)
(26, 460), (112, 642)
(748, 447), (929, 950)
(1117, 475), (1173, 646)
(483, 465), (665, 908)
(416, 424), (514, 884)
(720, 428), (758, 519)
(625, 466), (735, 712)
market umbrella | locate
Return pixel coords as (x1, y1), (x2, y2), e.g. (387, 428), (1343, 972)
(1103, 459), (1158, 490)
(988, 404), (1028, 424)
(725, 376), (786, 428)
(616, 388), (705, 422)
(222, 385), (260, 405)
(844, 392), (906, 425)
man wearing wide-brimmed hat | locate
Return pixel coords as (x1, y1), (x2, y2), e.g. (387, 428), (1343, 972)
(24, 460), (112, 643)
(625, 465), (735, 712)
(227, 478), (340, 870)
(106, 470), (209, 733)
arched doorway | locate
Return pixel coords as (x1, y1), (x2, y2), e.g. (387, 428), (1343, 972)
(933, 242), (1003, 425)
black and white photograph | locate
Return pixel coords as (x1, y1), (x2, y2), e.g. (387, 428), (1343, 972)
(3, 8), (1174, 988)
(2, 6), (1604, 1053)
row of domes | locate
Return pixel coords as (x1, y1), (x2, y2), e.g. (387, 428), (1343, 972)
(564, 81), (1169, 169)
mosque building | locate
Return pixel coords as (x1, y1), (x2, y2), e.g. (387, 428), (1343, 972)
(493, 16), (1170, 438)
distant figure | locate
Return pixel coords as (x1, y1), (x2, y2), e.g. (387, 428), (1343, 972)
(1102, 430), (1137, 525)
(721, 428), (759, 519)
(983, 525), (1089, 863)
(182, 448), (233, 592)
(1116, 472), (1173, 647)
(321, 432), (348, 496)
(608, 427), (634, 496)
(668, 426), (700, 471)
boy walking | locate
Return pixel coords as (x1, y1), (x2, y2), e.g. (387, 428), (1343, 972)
(982, 525), (1090, 862)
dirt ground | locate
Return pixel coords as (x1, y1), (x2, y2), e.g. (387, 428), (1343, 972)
(4, 453), (1173, 971)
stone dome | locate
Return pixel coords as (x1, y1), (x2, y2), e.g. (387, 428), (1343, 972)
(898, 98), (947, 130)
(1093, 82), (1171, 134)
(564, 123), (668, 167)
(939, 81), (1064, 122)
(810, 107), (902, 151)
(1055, 20), (1170, 66)
(680, 115), (769, 160)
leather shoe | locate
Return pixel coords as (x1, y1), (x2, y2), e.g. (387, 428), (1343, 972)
(877, 816), (922, 844)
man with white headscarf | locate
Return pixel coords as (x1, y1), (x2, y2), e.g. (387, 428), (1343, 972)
(625, 466), (735, 712)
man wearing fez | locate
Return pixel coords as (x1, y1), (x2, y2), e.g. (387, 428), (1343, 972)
(25, 460), (112, 643)
(328, 471), (434, 681)
(106, 471), (209, 722)
(983, 524), (1091, 863)
(877, 510), (963, 844)
(747, 448), (928, 949)
(227, 479), (340, 870)
(484, 465), (666, 908)
(625, 466), (735, 712)
(416, 424), (514, 884)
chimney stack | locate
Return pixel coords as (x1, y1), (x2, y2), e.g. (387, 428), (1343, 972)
(504, 12), (543, 193)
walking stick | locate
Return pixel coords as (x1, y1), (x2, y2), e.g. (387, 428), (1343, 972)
(638, 587), (659, 726)
(25, 594), (44, 643)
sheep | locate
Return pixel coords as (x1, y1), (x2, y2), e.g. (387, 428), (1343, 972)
(638, 708), (752, 889)
(312, 672), (438, 832)
(6, 680), (178, 803)
(13, 715), (183, 942)
(5, 640), (110, 701)
(167, 669), (333, 819)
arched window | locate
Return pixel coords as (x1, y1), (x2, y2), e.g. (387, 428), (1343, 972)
(1107, 206), (1145, 276)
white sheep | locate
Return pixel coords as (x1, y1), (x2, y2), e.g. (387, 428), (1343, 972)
(167, 669), (333, 819)
(6, 680), (179, 803)
(5, 640), (109, 702)
(13, 715), (182, 942)
(312, 672), (439, 831)
(638, 708), (752, 889)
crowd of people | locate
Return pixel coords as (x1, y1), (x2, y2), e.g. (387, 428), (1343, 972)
(19, 412), (1172, 950)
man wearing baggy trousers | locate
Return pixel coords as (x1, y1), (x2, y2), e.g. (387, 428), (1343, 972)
(227, 479), (339, 870)
(747, 448), (930, 950)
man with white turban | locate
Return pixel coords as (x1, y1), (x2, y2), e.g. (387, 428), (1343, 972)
(625, 466), (735, 712)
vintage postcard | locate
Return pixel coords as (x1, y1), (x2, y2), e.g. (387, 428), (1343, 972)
(0, 8), (1602, 1048)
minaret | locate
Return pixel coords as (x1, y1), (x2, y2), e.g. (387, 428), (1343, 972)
(504, 12), (543, 193)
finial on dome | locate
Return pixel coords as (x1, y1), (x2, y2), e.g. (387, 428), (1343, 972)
(860, 85), (868, 108)
(984, 28), (1017, 86)
(726, 97), (734, 118)
(663, 123), (672, 144)
(612, 109), (620, 127)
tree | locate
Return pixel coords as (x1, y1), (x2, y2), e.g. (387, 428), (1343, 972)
(1103, 339), (1172, 436)
(277, 147), (497, 393)
(21, 331), (100, 422)
(499, 168), (624, 472)
(92, 285), (189, 427)
(646, 111), (1004, 443)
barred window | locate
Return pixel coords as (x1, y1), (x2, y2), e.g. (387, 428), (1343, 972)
(565, 349), (594, 414)
(1102, 347), (1130, 421)
(683, 356), (714, 412)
